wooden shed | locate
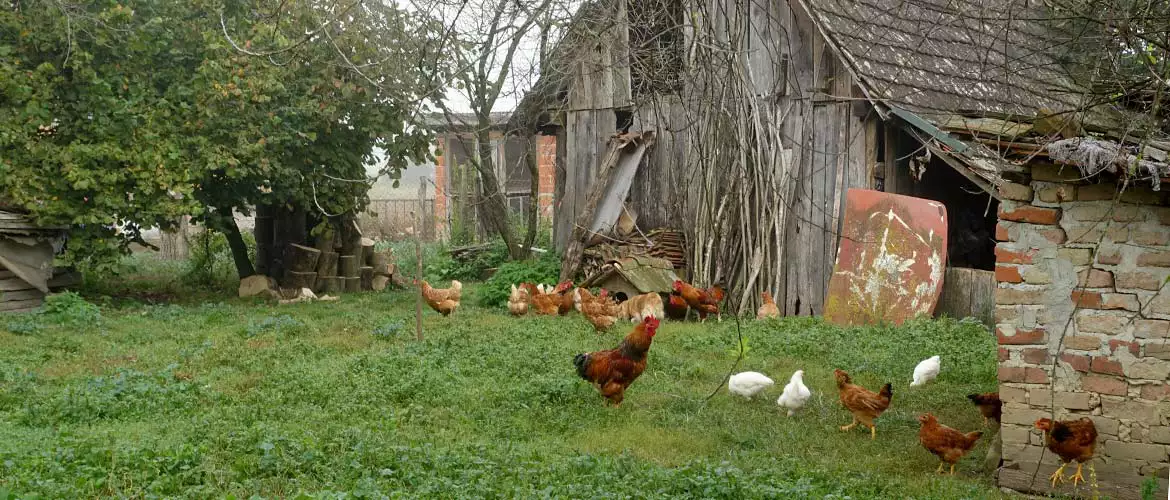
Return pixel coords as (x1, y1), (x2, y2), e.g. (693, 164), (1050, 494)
(512, 0), (1118, 319)
(0, 210), (73, 313)
(580, 255), (681, 302)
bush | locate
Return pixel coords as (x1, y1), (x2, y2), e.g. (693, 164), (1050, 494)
(478, 252), (561, 307)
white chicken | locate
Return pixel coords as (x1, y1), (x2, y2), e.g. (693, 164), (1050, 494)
(911, 355), (941, 387)
(728, 371), (774, 399)
(776, 370), (812, 416)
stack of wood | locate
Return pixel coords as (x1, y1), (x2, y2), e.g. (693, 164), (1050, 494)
(0, 267), (78, 313)
(296, 238), (395, 294)
(579, 228), (687, 280)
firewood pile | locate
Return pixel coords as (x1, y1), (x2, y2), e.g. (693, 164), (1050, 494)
(270, 239), (396, 296)
(580, 228), (686, 280)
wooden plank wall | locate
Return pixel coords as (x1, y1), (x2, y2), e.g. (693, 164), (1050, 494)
(935, 267), (995, 326)
(0, 265), (45, 313)
(629, 97), (687, 230)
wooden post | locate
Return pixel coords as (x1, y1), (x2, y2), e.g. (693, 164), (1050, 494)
(415, 178), (425, 341)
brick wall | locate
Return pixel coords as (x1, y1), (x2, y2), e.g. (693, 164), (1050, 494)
(537, 135), (556, 217)
(433, 137), (448, 238)
(995, 164), (1170, 499)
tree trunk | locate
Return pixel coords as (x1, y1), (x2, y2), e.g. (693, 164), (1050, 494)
(474, 127), (524, 259)
(271, 207), (289, 281)
(254, 205), (274, 275)
(160, 216), (190, 260)
(218, 207), (255, 279)
(522, 135), (540, 254)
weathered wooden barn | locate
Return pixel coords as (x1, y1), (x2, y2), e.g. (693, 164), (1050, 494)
(514, 0), (1169, 497)
(513, 0), (1108, 319)
(0, 209), (73, 313)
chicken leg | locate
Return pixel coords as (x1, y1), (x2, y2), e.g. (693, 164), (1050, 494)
(935, 463), (945, 474)
(1068, 462), (1086, 487)
(869, 424), (876, 440)
(840, 417), (858, 432)
(1048, 462), (1068, 487)
(948, 464), (956, 475)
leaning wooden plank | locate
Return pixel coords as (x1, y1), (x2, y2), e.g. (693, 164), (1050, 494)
(0, 278), (35, 292)
(560, 131), (656, 281)
(0, 298), (44, 312)
(937, 115), (1032, 138)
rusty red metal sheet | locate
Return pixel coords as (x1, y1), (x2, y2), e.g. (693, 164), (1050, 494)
(823, 189), (948, 326)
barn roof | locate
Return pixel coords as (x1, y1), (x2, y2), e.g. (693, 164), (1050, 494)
(799, 0), (1084, 120)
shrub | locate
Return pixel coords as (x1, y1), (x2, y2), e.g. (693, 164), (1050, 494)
(478, 253), (561, 307)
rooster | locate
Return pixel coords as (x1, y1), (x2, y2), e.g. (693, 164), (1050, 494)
(672, 280), (724, 322)
(835, 369), (893, 440)
(757, 291), (780, 319)
(419, 280), (462, 317)
(573, 316), (660, 406)
(664, 292), (689, 320)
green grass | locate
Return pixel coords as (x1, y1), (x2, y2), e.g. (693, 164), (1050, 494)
(0, 286), (1006, 499)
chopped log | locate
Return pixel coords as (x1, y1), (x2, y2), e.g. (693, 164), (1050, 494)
(316, 252), (339, 278)
(360, 266), (375, 290)
(361, 238), (376, 266)
(285, 244), (322, 273)
(318, 276), (342, 295)
(371, 275), (390, 291)
(370, 252), (388, 274)
(284, 271), (317, 290)
(338, 255), (359, 278)
(343, 276), (361, 293)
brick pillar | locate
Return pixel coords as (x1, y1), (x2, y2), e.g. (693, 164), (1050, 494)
(995, 164), (1170, 499)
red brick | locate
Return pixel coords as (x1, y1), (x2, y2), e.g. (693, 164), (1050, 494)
(998, 348), (1010, 361)
(1100, 293), (1139, 311)
(1108, 339), (1140, 356)
(1097, 251), (1123, 265)
(1139, 383), (1170, 400)
(1025, 367), (1049, 383)
(1083, 375), (1128, 396)
(1091, 356), (1125, 376)
(1138, 251), (1170, 267)
(995, 265), (1023, 283)
(1061, 353), (1091, 372)
(998, 366), (1025, 382)
(1078, 269), (1114, 288)
(997, 327), (1047, 345)
(1132, 231), (1170, 246)
(995, 223), (1011, 241)
(999, 205), (1061, 225)
(1116, 271), (1163, 291)
(1022, 348), (1049, 364)
(1038, 227), (1067, 244)
(995, 246), (1035, 264)
(1071, 291), (1102, 309)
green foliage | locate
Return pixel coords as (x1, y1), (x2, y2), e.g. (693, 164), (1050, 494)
(372, 319), (406, 339)
(478, 252), (562, 307)
(184, 229), (256, 288)
(3, 292), (103, 335)
(0, 1), (442, 271)
(21, 365), (202, 427)
(242, 315), (305, 338)
(1141, 477), (1159, 500)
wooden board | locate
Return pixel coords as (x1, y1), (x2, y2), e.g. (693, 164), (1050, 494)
(0, 278), (34, 292)
(0, 289), (46, 302)
(0, 298), (44, 312)
(823, 189), (948, 326)
(935, 267), (995, 326)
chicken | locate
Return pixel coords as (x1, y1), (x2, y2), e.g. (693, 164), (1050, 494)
(619, 292), (665, 322)
(728, 371), (774, 399)
(911, 355), (941, 387)
(580, 289), (621, 333)
(834, 369), (893, 439)
(420, 280), (462, 316)
(917, 413), (983, 475)
(1034, 417), (1098, 487)
(777, 370), (812, 417)
(551, 280), (575, 315)
(524, 283), (560, 315)
(508, 284), (529, 316)
(966, 392), (1002, 427)
(672, 280), (724, 322)
(664, 293), (689, 320)
(572, 316), (660, 406)
(757, 292), (780, 319)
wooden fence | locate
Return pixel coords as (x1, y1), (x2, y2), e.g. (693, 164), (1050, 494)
(934, 267), (996, 327)
(360, 199), (439, 242)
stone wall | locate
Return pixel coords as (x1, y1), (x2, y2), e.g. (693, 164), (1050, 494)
(994, 164), (1170, 499)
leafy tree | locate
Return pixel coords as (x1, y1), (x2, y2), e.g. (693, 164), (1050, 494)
(0, 0), (440, 278)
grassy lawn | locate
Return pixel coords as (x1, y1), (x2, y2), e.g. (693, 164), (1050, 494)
(0, 285), (1006, 498)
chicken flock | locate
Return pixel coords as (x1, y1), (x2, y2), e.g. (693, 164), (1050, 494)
(415, 278), (1094, 482)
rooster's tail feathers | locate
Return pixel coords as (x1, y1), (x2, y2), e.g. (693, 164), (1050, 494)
(573, 353), (591, 380)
